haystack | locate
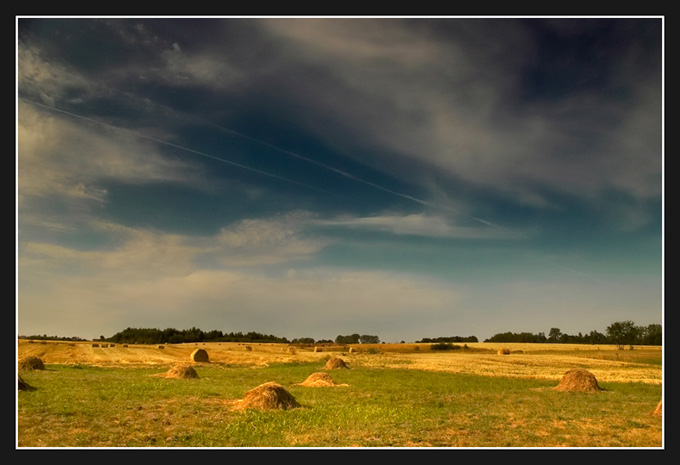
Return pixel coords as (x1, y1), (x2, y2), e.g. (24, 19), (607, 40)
(497, 348), (510, 355)
(554, 369), (603, 392)
(324, 357), (349, 370)
(653, 399), (662, 416)
(19, 356), (45, 371)
(233, 382), (300, 410)
(190, 348), (209, 363)
(155, 364), (200, 379)
(18, 375), (35, 391)
(298, 372), (348, 387)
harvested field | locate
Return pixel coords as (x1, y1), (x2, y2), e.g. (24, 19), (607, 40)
(16, 339), (663, 448)
(16, 340), (662, 384)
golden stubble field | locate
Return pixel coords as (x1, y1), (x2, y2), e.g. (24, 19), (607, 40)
(17, 339), (662, 385)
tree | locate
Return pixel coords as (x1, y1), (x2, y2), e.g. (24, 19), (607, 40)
(548, 328), (562, 342)
(640, 324), (662, 345)
(359, 334), (380, 344)
(606, 321), (640, 349)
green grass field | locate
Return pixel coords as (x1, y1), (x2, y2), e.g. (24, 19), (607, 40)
(17, 357), (663, 448)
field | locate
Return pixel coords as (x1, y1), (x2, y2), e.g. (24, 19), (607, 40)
(17, 339), (663, 448)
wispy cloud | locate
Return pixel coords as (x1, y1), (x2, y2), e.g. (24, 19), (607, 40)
(311, 212), (531, 240)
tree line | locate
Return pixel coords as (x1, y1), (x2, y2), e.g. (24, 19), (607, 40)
(106, 327), (289, 345)
(25, 320), (660, 348)
(484, 321), (661, 348)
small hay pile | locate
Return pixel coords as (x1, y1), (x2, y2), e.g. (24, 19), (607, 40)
(18, 375), (36, 391)
(324, 357), (349, 370)
(190, 348), (209, 363)
(554, 369), (603, 392)
(497, 348), (511, 355)
(298, 372), (349, 387)
(233, 382), (300, 411)
(19, 356), (45, 371)
(154, 364), (200, 379)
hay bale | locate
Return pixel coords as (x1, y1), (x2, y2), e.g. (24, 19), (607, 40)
(190, 348), (209, 362)
(652, 399), (662, 416)
(155, 364), (200, 379)
(158, 345), (165, 349)
(233, 382), (300, 411)
(554, 369), (603, 392)
(297, 372), (348, 387)
(324, 357), (349, 370)
(19, 356), (45, 371)
(497, 348), (510, 355)
(348, 347), (357, 354)
(18, 375), (36, 391)
(314, 346), (321, 353)
(245, 345), (252, 351)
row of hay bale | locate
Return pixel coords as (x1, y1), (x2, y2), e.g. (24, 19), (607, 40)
(151, 356), (351, 411)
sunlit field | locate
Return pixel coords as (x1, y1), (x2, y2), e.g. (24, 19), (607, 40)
(17, 339), (662, 448)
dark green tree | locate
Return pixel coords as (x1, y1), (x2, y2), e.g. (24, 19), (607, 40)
(606, 320), (640, 349)
(548, 328), (562, 342)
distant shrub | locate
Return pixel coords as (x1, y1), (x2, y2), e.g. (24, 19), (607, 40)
(431, 343), (461, 351)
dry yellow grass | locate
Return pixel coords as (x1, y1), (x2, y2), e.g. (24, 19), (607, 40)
(17, 339), (662, 385)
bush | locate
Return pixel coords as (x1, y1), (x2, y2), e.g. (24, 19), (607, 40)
(430, 343), (461, 351)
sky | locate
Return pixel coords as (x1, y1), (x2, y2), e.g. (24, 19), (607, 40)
(16, 16), (663, 343)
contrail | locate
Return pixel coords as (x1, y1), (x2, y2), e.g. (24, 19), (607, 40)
(18, 97), (333, 196)
(172, 109), (500, 228)
(20, 96), (497, 228)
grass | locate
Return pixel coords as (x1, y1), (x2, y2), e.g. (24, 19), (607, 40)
(17, 358), (662, 448)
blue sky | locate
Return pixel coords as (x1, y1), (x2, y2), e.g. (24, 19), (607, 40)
(16, 17), (663, 342)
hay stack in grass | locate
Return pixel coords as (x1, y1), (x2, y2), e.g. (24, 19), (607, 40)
(190, 348), (209, 363)
(324, 357), (349, 370)
(245, 345), (252, 351)
(554, 369), (603, 392)
(298, 372), (348, 387)
(19, 356), (45, 371)
(18, 375), (35, 391)
(497, 348), (511, 355)
(314, 346), (321, 352)
(233, 382), (300, 411)
(653, 399), (662, 416)
(155, 364), (200, 379)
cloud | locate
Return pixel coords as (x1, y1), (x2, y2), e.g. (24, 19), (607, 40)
(258, 19), (661, 205)
(205, 211), (330, 266)
(18, 101), (205, 207)
(17, 211), (462, 338)
(311, 212), (530, 240)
